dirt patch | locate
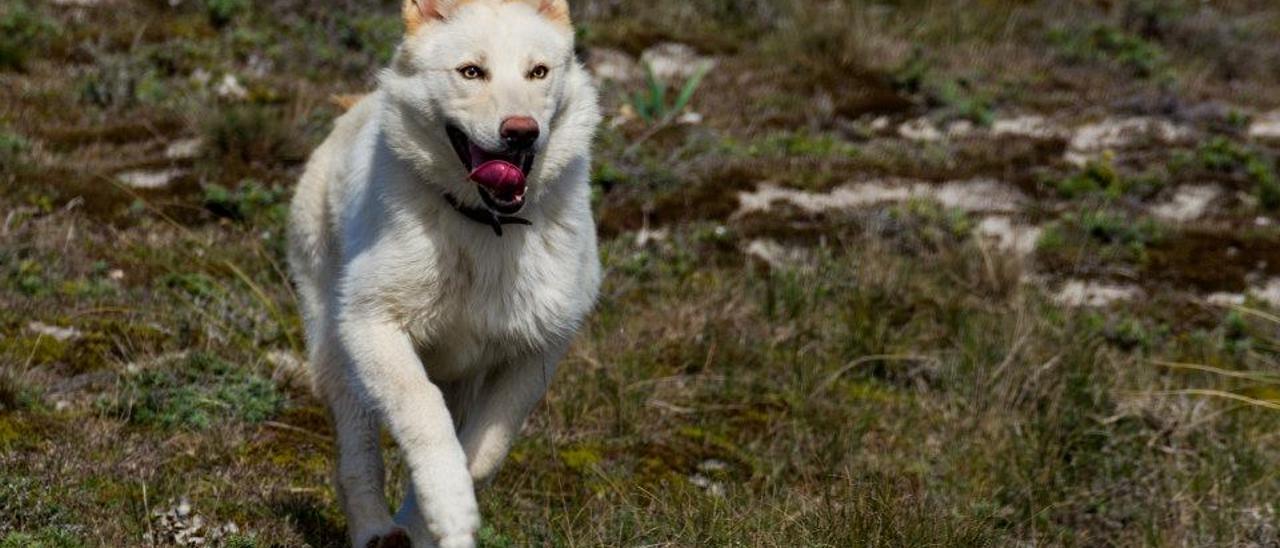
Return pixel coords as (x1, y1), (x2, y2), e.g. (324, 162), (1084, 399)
(1145, 228), (1280, 292)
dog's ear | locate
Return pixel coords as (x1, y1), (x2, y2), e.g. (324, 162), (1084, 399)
(403, 0), (445, 34)
(517, 0), (571, 26)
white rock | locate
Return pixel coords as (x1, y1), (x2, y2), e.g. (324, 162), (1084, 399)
(735, 178), (1027, 217)
(215, 74), (247, 100)
(639, 43), (716, 82)
(687, 473), (726, 497)
(27, 322), (82, 342)
(975, 216), (1043, 258)
(1248, 111), (1280, 140)
(897, 118), (942, 142)
(677, 111), (704, 125)
(1151, 185), (1222, 223)
(745, 239), (814, 272)
(1252, 278), (1280, 308)
(165, 138), (204, 160)
(117, 168), (186, 190)
(1066, 117), (1193, 166)
(1054, 280), (1142, 307)
(633, 226), (668, 247)
(991, 115), (1067, 140)
(585, 47), (641, 83)
(1205, 292), (1246, 307)
(946, 120), (975, 138)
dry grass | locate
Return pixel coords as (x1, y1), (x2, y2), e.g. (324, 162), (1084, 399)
(2, 0), (1280, 546)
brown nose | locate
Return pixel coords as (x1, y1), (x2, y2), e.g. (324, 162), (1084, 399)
(500, 116), (539, 150)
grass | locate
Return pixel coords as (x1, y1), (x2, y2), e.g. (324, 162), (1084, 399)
(2, 0), (1280, 545)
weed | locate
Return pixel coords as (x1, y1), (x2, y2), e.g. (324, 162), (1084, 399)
(206, 0), (249, 27)
(1049, 156), (1164, 200)
(0, 129), (29, 168)
(1194, 137), (1280, 210)
(1050, 23), (1167, 77)
(0, 528), (82, 548)
(0, 1), (57, 71)
(202, 180), (289, 224)
(108, 352), (282, 430)
(629, 63), (709, 124)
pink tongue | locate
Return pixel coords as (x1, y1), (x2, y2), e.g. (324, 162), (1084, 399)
(469, 160), (526, 202)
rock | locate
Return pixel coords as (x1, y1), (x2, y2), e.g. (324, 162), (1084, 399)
(585, 47), (641, 84)
(117, 168), (186, 190)
(1151, 185), (1222, 223)
(1053, 280), (1142, 307)
(215, 74), (247, 100)
(945, 120), (975, 138)
(991, 115), (1067, 140)
(975, 216), (1043, 258)
(735, 178), (1027, 218)
(639, 43), (716, 82)
(1065, 117), (1193, 166)
(1248, 111), (1280, 140)
(1205, 292), (1246, 307)
(897, 117), (942, 142)
(27, 321), (81, 342)
(745, 239), (814, 272)
(165, 138), (204, 160)
(1252, 278), (1280, 308)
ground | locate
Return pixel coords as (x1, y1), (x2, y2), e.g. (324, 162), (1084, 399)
(2, 0), (1280, 546)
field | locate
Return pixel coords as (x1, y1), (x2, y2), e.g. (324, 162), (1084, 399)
(3, 0), (1280, 546)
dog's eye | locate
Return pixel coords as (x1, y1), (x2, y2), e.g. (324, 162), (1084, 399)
(458, 65), (486, 80)
(528, 65), (549, 80)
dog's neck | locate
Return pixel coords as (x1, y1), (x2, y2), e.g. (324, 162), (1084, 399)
(441, 192), (531, 237)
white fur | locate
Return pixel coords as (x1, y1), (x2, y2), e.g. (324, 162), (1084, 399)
(287, 2), (600, 546)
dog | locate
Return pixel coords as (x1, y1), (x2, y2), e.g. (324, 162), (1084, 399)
(286, 1), (601, 546)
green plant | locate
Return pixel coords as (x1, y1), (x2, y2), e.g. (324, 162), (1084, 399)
(206, 0), (248, 27)
(0, 1), (57, 71)
(629, 63), (709, 124)
(1049, 24), (1166, 77)
(0, 129), (30, 169)
(202, 180), (289, 223)
(1049, 156), (1164, 200)
(109, 352), (282, 430)
(1195, 137), (1280, 210)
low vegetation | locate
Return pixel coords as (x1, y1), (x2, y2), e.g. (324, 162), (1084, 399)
(2, 0), (1279, 546)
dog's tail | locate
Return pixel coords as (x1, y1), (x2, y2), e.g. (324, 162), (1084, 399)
(329, 93), (369, 112)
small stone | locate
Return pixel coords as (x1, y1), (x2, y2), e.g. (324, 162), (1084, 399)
(639, 43), (716, 82)
(215, 74), (248, 100)
(898, 117), (942, 142)
(27, 322), (82, 342)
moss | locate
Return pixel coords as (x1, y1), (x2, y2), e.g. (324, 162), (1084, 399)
(0, 1), (59, 71)
(108, 352), (282, 430)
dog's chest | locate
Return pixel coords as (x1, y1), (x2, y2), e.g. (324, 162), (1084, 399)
(407, 229), (596, 380)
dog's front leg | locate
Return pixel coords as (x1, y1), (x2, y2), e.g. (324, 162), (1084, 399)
(340, 317), (479, 548)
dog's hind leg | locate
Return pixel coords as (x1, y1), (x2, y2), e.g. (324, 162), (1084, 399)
(457, 348), (563, 487)
(314, 339), (399, 547)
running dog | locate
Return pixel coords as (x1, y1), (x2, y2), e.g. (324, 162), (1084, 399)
(286, 1), (600, 545)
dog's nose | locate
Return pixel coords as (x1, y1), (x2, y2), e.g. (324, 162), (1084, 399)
(500, 116), (539, 150)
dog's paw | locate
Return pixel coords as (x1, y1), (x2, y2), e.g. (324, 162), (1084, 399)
(436, 534), (475, 548)
(364, 527), (411, 548)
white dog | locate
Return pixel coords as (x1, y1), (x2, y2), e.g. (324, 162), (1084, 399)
(286, 1), (600, 546)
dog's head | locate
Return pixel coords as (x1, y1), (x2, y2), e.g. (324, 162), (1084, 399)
(382, 0), (588, 215)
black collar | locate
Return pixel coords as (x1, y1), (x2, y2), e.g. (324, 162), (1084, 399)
(442, 193), (531, 237)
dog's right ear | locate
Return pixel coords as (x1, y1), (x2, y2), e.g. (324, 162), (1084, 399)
(404, 0), (445, 34)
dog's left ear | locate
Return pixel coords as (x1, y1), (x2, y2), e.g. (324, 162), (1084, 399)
(519, 0), (571, 26)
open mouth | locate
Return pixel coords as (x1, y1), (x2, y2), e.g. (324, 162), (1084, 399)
(446, 125), (535, 215)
